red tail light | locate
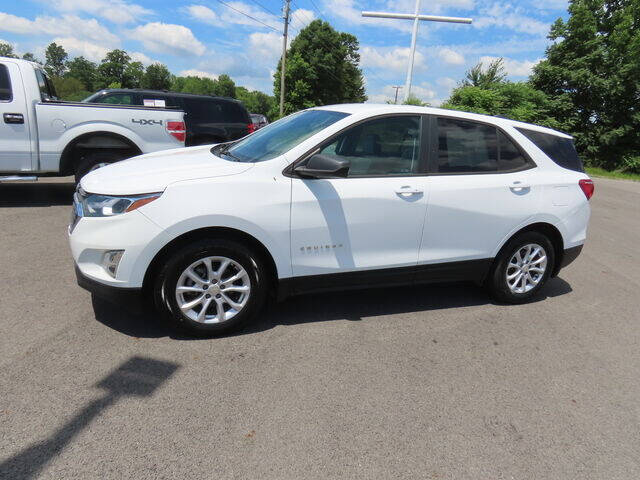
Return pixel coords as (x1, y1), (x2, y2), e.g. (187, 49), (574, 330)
(247, 123), (256, 134)
(579, 178), (594, 200)
(166, 121), (186, 143)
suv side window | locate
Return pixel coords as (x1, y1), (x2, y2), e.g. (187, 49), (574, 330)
(435, 117), (498, 173)
(0, 64), (12, 101)
(34, 69), (56, 101)
(434, 117), (533, 174)
(318, 115), (423, 177)
(516, 127), (583, 172)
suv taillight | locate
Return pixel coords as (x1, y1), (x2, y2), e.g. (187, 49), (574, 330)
(247, 123), (256, 134)
(579, 178), (594, 200)
(166, 121), (186, 143)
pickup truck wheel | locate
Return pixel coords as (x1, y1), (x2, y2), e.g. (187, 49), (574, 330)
(154, 239), (267, 337)
(487, 232), (555, 304)
(74, 151), (123, 184)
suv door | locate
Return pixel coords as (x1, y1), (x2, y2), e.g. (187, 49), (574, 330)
(0, 62), (32, 172)
(290, 114), (429, 284)
(419, 115), (540, 270)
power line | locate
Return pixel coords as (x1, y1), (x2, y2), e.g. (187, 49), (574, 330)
(245, 0), (280, 18)
(211, 0), (281, 32)
(307, 0), (325, 20)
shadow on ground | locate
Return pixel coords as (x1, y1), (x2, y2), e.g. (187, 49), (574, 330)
(0, 356), (180, 480)
(92, 278), (573, 339)
(0, 182), (75, 207)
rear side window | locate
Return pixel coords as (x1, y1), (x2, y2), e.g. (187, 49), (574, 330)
(516, 128), (584, 172)
(498, 131), (529, 170)
(436, 117), (498, 173)
(183, 98), (247, 123)
(0, 64), (12, 101)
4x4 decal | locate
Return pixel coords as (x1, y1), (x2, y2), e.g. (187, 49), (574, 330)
(132, 119), (163, 126)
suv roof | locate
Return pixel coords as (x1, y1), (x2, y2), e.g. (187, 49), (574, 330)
(92, 88), (241, 103)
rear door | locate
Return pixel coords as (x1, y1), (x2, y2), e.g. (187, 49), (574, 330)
(0, 61), (31, 172)
(419, 116), (541, 267)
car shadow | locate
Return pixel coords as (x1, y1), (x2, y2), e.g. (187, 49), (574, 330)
(0, 181), (75, 207)
(91, 277), (573, 340)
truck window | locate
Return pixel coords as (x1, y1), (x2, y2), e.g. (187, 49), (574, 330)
(34, 69), (57, 101)
(0, 64), (12, 101)
(183, 98), (246, 123)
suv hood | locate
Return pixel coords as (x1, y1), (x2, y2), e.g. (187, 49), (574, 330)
(80, 145), (253, 195)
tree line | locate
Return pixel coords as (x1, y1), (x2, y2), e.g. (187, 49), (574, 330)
(0, 41), (276, 117)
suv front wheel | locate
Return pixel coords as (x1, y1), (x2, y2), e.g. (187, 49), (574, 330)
(154, 238), (267, 336)
(488, 231), (556, 304)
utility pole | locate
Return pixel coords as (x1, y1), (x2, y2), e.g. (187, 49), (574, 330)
(391, 85), (403, 104)
(362, 5), (471, 102)
(279, 0), (291, 117)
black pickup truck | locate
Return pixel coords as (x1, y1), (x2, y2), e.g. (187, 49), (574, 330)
(84, 89), (253, 146)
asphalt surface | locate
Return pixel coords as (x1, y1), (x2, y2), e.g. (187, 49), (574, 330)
(0, 176), (639, 479)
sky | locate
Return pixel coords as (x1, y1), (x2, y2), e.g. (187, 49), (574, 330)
(0, 0), (570, 105)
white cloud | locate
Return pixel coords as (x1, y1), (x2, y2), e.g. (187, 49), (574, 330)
(474, 3), (549, 36)
(326, 0), (413, 32)
(385, 0), (475, 13)
(52, 37), (109, 61)
(291, 8), (315, 29)
(130, 51), (155, 65)
(361, 46), (426, 74)
(220, 2), (280, 29)
(180, 69), (219, 80)
(248, 31), (282, 63)
(129, 22), (206, 56)
(185, 5), (218, 25)
(47, 0), (153, 24)
(479, 55), (542, 76)
(0, 13), (119, 45)
(438, 47), (464, 65)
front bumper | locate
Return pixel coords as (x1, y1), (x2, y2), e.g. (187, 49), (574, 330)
(75, 264), (144, 311)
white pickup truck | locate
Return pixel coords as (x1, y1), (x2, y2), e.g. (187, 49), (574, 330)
(0, 57), (186, 183)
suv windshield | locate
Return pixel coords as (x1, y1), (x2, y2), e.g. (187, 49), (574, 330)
(216, 109), (349, 162)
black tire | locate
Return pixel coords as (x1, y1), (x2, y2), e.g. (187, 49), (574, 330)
(153, 238), (268, 337)
(487, 231), (556, 304)
(74, 151), (124, 184)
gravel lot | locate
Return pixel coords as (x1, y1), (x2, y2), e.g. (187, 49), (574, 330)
(0, 176), (639, 480)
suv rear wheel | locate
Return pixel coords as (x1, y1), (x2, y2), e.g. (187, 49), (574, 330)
(154, 238), (267, 337)
(488, 231), (556, 304)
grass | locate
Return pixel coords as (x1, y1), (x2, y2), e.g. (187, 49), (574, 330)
(585, 167), (640, 182)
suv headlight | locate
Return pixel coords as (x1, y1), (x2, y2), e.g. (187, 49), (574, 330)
(78, 190), (162, 217)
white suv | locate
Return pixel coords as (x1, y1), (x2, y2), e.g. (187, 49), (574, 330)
(69, 104), (593, 336)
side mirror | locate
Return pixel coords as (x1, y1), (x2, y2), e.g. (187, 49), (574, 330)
(294, 154), (350, 179)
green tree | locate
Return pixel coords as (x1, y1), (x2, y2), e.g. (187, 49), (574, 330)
(51, 76), (90, 101)
(403, 94), (430, 106)
(96, 49), (131, 89)
(462, 58), (507, 88)
(442, 81), (564, 130)
(66, 56), (97, 91)
(273, 19), (366, 115)
(214, 74), (236, 98)
(143, 63), (172, 90)
(530, 0), (640, 171)
(22, 52), (41, 63)
(0, 42), (19, 58)
(124, 61), (144, 88)
(236, 86), (276, 117)
(171, 75), (217, 95)
(44, 42), (68, 77)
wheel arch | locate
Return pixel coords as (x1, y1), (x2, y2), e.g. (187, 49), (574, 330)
(495, 222), (565, 277)
(59, 131), (142, 176)
(142, 226), (279, 298)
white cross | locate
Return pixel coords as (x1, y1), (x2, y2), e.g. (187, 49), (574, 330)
(362, 0), (472, 102)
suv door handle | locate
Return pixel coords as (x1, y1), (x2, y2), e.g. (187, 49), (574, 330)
(509, 181), (530, 191)
(395, 186), (423, 195)
(3, 113), (24, 124)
